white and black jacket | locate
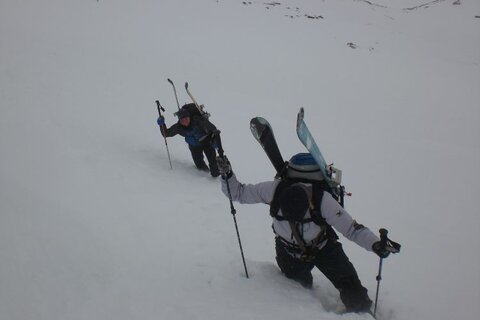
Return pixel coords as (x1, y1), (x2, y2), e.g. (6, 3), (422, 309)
(221, 174), (379, 255)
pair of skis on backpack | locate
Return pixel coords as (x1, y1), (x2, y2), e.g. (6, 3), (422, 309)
(250, 107), (347, 206)
(167, 78), (210, 119)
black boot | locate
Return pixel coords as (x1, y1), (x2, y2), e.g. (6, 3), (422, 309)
(210, 165), (220, 177)
(195, 161), (210, 172)
(340, 285), (372, 313)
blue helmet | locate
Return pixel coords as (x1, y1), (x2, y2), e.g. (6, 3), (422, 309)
(285, 153), (323, 181)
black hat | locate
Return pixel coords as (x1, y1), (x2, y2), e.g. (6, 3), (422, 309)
(279, 184), (309, 222)
(177, 109), (190, 119)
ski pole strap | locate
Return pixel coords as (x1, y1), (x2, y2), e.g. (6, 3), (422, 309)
(385, 238), (401, 253)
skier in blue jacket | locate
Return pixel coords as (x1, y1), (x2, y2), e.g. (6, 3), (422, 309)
(157, 104), (220, 177)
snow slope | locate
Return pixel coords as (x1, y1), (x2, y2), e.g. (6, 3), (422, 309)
(1, 0), (479, 319)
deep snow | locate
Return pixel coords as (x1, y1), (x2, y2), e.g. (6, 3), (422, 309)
(1, 1), (479, 319)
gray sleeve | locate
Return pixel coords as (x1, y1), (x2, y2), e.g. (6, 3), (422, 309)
(321, 192), (380, 252)
(220, 174), (277, 205)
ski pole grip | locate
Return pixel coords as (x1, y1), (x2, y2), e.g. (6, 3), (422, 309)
(156, 100), (166, 114)
(379, 228), (388, 246)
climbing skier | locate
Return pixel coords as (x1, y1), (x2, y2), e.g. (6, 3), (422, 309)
(157, 103), (220, 177)
(216, 153), (395, 313)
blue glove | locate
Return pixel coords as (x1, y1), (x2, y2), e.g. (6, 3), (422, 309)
(157, 116), (165, 126)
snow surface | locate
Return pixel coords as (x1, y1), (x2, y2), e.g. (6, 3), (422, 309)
(1, 0), (479, 319)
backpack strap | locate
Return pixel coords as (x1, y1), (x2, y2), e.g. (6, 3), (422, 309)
(310, 184), (339, 241)
(288, 221), (308, 252)
(287, 221), (317, 262)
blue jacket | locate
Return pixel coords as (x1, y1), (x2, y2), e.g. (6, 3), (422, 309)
(160, 115), (218, 148)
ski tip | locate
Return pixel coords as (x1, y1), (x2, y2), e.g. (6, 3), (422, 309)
(250, 117), (268, 127)
(250, 117), (271, 141)
(249, 118), (258, 131)
(185, 82), (189, 89)
(167, 78), (173, 83)
(297, 107), (304, 124)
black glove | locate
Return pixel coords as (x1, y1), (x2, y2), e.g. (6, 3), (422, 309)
(216, 155), (232, 179)
(373, 228), (401, 259)
(372, 241), (391, 258)
(211, 129), (221, 138)
(203, 130), (221, 148)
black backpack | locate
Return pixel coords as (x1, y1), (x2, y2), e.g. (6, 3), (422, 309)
(184, 103), (201, 117)
(270, 179), (338, 241)
(175, 103), (209, 119)
(269, 153), (342, 242)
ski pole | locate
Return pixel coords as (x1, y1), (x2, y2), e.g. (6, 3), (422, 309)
(225, 175), (249, 279)
(220, 151), (248, 279)
(212, 135), (247, 277)
(167, 78), (181, 111)
(155, 100), (173, 169)
(373, 228), (389, 318)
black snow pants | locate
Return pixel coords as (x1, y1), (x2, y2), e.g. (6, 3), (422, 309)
(275, 238), (372, 313)
(189, 143), (219, 177)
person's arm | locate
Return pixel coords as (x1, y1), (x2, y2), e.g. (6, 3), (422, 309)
(162, 122), (184, 138)
(220, 173), (278, 205)
(321, 192), (379, 252)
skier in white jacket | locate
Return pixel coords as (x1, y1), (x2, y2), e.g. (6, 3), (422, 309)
(217, 153), (393, 313)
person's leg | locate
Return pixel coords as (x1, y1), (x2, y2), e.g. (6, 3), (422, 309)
(203, 144), (220, 177)
(189, 146), (209, 171)
(275, 238), (314, 288)
(313, 240), (372, 312)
